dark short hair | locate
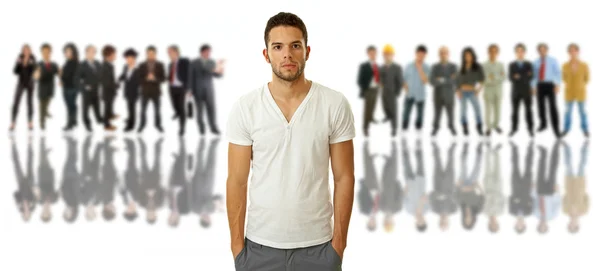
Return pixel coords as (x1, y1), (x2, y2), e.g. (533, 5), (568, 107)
(568, 43), (579, 52)
(102, 45), (116, 58)
(366, 45), (376, 52)
(146, 45), (157, 52)
(515, 43), (526, 51)
(41, 43), (51, 51)
(168, 45), (179, 54)
(537, 43), (548, 51)
(264, 12), (308, 48)
(488, 43), (499, 51)
(123, 48), (138, 58)
(416, 44), (427, 53)
(200, 44), (211, 52)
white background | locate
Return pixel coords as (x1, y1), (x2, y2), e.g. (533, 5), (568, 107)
(0, 0), (597, 270)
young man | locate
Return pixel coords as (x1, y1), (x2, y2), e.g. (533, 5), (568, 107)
(508, 43), (535, 137)
(188, 44), (224, 135)
(138, 46), (166, 133)
(101, 45), (119, 131)
(531, 43), (562, 138)
(167, 45), (191, 136)
(482, 44), (506, 136)
(402, 45), (430, 132)
(429, 46), (458, 136)
(78, 45), (104, 132)
(357, 45), (379, 137)
(34, 43), (60, 130)
(379, 44), (403, 136)
(226, 12), (355, 271)
(118, 48), (141, 132)
(561, 43), (590, 138)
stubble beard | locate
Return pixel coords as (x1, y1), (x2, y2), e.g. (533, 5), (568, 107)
(272, 61), (305, 82)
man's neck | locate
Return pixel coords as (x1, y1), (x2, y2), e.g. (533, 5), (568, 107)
(128, 63), (135, 68)
(440, 59), (448, 64)
(43, 58), (50, 63)
(87, 58), (94, 62)
(269, 75), (311, 100)
(489, 58), (496, 63)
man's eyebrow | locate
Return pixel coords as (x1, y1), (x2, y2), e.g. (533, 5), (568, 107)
(270, 40), (303, 46)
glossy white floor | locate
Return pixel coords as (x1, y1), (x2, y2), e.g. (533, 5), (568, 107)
(1, 0), (597, 270)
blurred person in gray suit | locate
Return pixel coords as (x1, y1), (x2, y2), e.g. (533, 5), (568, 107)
(100, 136), (118, 221)
(188, 44), (225, 135)
(121, 138), (142, 222)
(168, 137), (193, 228)
(192, 137), (222, 228)
(80, 135), (102, 221)
(38, 137), (59, 223)
(139, 137), (165, 224)
(380, 140), (403, 232)
(61, 135), (81, 223)
(429, 141), (457, 231)
(379, 44), (404, 136)
(11, 135), (36, 222)
(357, 141), (379, 232)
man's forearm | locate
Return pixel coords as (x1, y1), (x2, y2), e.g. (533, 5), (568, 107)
(227, 176), (247, 247)
(332, 174), (354, 247)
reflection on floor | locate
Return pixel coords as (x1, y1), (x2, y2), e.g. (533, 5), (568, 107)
(356, 138), (589, 235)
(10, 135), (223, 227)
(9, 135), (590, 235)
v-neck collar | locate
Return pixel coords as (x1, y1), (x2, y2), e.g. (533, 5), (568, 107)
(264, 81), (316, 128)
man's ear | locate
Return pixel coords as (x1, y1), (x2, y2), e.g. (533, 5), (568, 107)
(305, 46), (311, 61)
(263, 49), (270, 63)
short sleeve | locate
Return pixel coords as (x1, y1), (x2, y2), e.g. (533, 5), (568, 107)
(329, 95), (356, 144)
(226, 99), (253, 146)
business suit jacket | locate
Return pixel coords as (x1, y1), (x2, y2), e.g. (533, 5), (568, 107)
(118, 65), (141, 100)
(168, 57), (190, 89)
(138, 60), (166, 98)
(78, 60), (102, 91)
(357, 61), (377, 97)
(380, 63), (403, 118)
(562, 60), (589, 102)
(508, 61), (534, 98)
(188, 58), (221, 98)
(37, 61), (59, 99)
(101, 61), (118, 99)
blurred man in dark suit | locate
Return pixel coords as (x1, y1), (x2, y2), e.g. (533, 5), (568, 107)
(357, 45), (379, 137)
(167, 45), (190, 136)
(137, 46), (166, 133)
(118, 48), (141, 132)
(188, 44), (224, 135)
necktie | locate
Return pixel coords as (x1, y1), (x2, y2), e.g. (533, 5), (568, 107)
(170, 63), (176, 83)
(45, 62), (50, 70)
(539, 196), (546, 218)
(372, 64), (380, 83)
(539, 58), (546, 81)
(373, 194), (380, 213)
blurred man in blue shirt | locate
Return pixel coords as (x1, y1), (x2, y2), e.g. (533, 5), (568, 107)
(402, 45), (430, 132)
(531, 43), (561, 138)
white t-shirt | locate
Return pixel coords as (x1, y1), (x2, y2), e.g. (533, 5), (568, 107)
(226, 81), (356, 249)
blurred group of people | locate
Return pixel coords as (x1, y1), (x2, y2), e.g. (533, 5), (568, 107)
(10, 135), (223, 227)
(358, 138), (589, 234)
(11, 43), (225, 136)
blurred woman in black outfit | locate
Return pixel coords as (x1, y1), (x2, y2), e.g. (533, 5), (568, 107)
(61, 43), (80, 131)
(10, 44), (36, 131)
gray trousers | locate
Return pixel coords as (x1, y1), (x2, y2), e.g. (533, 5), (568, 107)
(235, 238), (342, 271)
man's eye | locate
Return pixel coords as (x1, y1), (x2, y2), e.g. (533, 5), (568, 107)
(274, 46), (281, 50)
(293, 44), (301, 49)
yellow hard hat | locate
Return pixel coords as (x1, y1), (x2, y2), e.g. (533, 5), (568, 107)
(383, 44), (394, 54)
